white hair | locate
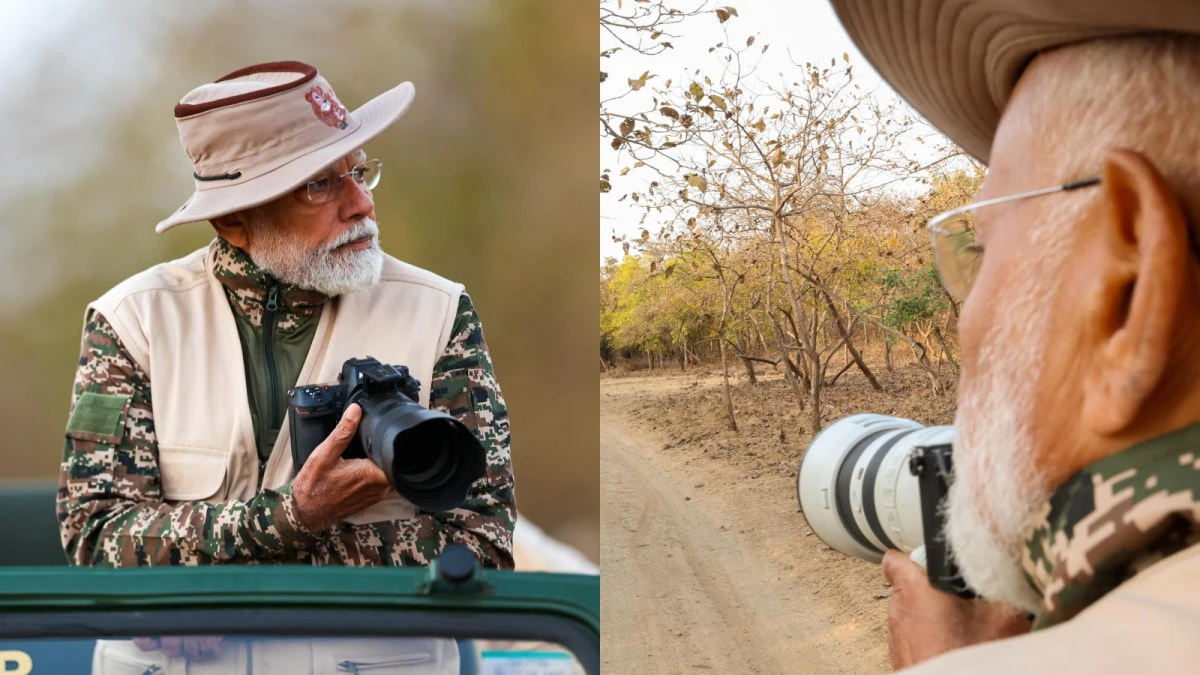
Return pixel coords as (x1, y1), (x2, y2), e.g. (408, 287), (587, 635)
(1031, 33), (1200, 209)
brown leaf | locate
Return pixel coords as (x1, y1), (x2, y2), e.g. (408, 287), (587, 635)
(709, 94), (728, 111)
(664, 262), (676, 278)
(689, 81), (705, 101)
(611, 137), (623, 151)
(685, 174), (709, 192)
(619, 118), (635, 137)
(660, 106), (680, 120)
(746, 36), (755, 47)
(716, 8), (730, 22)
(642, 229), (651, 241)
(680, 114), (694, 128)
(620, 167), (630, 176)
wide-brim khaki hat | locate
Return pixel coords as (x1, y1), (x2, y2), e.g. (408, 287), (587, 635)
(827, 0), (1200, 164)
(157, 60), (414, 233)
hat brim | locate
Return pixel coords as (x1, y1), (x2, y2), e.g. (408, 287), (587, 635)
(156, 80), (415, 233)
(829, 0), (1200, 164)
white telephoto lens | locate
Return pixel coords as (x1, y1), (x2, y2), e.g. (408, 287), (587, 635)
(797, 414), (954, 563)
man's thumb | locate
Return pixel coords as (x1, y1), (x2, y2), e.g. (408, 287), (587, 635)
(314, 403), (361, 463)
(882, 548), (921, 587)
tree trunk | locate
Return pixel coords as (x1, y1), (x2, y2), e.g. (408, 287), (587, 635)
(740, 355), (758, 384)
(885, 340), (894, 373)
(600, 356), (609, 374)
(808, 273), (882, 391)
(933, 326), (958, 374)
(771, 313), (806, 410)
(735, 335), (758, 384)
(773, 213), (822, 432)
(718, 331), (738, 432)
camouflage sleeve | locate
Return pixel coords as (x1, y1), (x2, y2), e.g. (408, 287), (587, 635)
(57, 309), (319, 566)
(426, 292), (517, 570)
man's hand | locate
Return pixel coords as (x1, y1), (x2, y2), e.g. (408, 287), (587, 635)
(882, 549), (1032, 671)
(291, 403), (392, 532)
(133, 636), (224, 661)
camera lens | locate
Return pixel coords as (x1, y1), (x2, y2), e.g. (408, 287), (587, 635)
(391, 420), (457, 484)
(355, 394), (488, 512)
(796, 415), (953, 563)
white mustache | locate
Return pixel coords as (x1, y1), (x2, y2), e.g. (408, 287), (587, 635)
(327, 218), (379, 251)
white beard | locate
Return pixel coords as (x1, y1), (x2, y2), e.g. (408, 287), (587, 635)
(944, 231), (1067, 614)
(246, 214), (383, 296)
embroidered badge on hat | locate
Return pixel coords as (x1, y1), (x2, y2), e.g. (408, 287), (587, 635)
(305, 85), (349, 129)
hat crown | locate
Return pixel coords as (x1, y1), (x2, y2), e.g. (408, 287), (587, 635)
(174, 61), (355, 182)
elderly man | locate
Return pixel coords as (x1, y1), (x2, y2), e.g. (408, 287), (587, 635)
(827, 1), (1200, 672)
(56, 61), (515, 673)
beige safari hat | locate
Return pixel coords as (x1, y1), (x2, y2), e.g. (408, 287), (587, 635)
(827, 0), (1200, 164)
(157, 60), (414, 233)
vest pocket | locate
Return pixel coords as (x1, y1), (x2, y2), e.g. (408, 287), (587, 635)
(157, 446), (229, 503)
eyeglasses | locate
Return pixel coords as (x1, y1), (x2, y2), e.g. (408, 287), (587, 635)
(303, 158), (383, 204)
(927, 177), (1100, 302)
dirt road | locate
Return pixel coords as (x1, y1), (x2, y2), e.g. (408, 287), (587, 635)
(601, 374), (894, 674)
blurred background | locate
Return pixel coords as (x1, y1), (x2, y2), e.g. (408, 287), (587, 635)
(0, 0), (597, 562)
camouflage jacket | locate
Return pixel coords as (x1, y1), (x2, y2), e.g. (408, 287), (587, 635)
(1022, 423), (1200, 629)
(57, 237), (516, 568)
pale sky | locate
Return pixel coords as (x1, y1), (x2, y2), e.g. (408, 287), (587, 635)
(600, 0), (900, 263)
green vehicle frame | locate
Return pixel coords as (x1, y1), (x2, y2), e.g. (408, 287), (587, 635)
(0, 481), (599, 674)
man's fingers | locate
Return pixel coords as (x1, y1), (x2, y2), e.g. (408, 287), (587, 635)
(132, 637), (160, 652)
(882, 548), (923, 588)
(344, 458), (390, 486)
(184, 638), (206, 662)
(312, 403), (362, 466)
(158, 636), (183, 658)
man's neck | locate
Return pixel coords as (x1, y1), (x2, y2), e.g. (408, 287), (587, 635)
(1021, 422), (1200, 629)
(210, 236), (328, 329)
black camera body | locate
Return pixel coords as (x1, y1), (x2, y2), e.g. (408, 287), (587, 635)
(289, 358), (422, 463)
(909, 442), (977, 599)
(288, 356), (488, 513)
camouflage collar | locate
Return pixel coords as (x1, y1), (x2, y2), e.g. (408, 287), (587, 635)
(209, 237), (328, 329)
(1022, 423), (1200, 629)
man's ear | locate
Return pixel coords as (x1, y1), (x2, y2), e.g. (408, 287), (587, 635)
(1081, 149), (1191, 436)
(210, 212), (251, 250)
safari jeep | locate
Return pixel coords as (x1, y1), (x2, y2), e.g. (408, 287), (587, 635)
(0, 481), (599, 675)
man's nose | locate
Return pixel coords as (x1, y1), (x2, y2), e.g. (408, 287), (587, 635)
(337, 174), (375, 222)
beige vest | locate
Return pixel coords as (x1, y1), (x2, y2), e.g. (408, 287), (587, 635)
(87, 244), (466, 674)
(87, 243), (464, 524)
(905, 543), (1200, 673)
